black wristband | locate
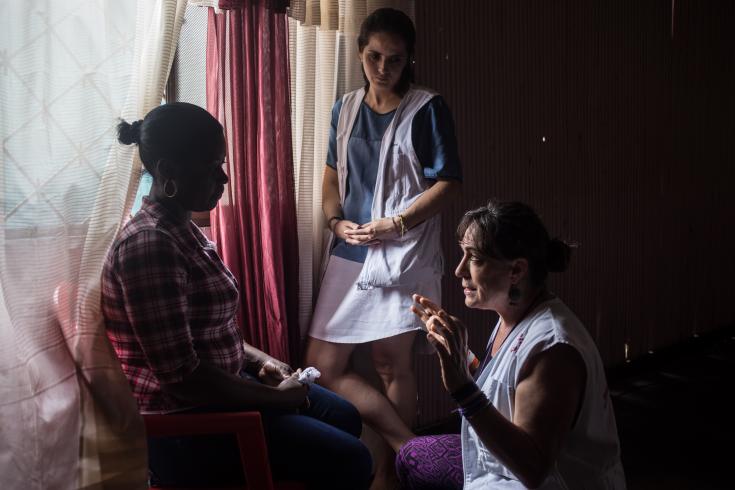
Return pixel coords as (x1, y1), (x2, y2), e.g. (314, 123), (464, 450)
(450, 381), (480, 405)
(328, 215), (343, 231)
(458, 393), (490, 419)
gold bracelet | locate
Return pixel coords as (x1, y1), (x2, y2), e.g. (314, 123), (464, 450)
(391, 216), (401, 235)
(397, 214), (407, 237)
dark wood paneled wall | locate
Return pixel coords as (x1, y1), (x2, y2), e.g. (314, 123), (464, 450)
(412, 0), (735, 426)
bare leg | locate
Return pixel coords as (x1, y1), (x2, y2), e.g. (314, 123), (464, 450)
(371, 438), (401, 490)
(371, 331), (418, 428)
(368, 331), (419, 489)
(305, 337), (415, 452)
(361, 425), (400, 490)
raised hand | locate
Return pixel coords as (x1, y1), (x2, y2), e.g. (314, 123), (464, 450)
(411, 294), (473, 393)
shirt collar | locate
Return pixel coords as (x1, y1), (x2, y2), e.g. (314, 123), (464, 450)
(140, 197), (205, 249)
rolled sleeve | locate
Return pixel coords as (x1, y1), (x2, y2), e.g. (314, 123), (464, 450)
(326, 98), (343, 169)
(412, 95), (463, 181)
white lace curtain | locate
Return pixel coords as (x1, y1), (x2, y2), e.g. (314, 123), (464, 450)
(0, 1), (187, 487)
(288, 0), (414, 335)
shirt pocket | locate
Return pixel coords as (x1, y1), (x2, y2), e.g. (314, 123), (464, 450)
(481, 374), (516, 423)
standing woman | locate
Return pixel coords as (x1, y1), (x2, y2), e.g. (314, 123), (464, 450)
(305, 6), (462, 482)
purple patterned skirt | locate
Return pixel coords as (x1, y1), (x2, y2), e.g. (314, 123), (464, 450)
(395, 434), (463, 490)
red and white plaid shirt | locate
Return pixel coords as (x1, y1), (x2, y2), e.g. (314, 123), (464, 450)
(102, 198), (244, 413)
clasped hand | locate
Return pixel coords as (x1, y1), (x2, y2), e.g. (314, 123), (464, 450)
(258, 358), (309, 409)
(335, 217), (399, 245)
(258, 357), (293, 386)
(411, 294), (473, 393)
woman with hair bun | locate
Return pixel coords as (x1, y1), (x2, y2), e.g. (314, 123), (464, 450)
(103, 102), (372, 489)
(397, 200), (626, 490)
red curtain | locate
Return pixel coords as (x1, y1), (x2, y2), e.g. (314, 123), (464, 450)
(206, 2), (299, 364)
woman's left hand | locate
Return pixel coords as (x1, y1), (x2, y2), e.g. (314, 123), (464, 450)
(343, 217), (398, 246)
(258, 357), (294, 386)
(411, 294), (473, 394)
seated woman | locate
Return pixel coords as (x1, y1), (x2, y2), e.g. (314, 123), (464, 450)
(102, 102), (372, 489)
(396, 200), (625, 489)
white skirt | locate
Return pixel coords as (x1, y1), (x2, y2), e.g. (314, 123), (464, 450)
(309, 255), (441, 344)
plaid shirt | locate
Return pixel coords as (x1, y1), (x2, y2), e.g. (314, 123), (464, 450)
(102, 198), (244, 413)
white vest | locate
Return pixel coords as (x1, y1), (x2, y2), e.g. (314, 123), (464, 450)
(328, 86), (444, 289)
(462, 298), (626, 490)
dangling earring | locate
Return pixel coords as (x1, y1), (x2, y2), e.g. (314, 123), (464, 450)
(163, 179), (178, 198)
(508, 283), (521, 306)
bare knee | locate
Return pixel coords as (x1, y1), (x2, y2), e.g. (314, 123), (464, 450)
(373, 359), (414, 386)
(372, 340), (414, 386)
(372, 358), (395, 385)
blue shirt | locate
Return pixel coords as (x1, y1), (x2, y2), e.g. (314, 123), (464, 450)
(327, 95), (462, 263)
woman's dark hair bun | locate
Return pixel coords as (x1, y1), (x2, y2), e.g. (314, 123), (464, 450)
(546, 238), (572, 273)
(117, 119), (143, 145)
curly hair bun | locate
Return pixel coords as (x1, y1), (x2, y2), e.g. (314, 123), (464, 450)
(546, 238), (572, 273)
(117, 119), (143, 145)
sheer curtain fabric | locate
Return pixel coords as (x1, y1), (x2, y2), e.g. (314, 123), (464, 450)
(0, 1), (187, 487)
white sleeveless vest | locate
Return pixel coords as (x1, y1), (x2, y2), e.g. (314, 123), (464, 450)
(462, 298), (626, 489)
(326, 86), (444, 290)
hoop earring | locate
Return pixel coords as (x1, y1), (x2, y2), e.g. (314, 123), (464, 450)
(163, 179), (178, 198)
(508, 284), (521, 306)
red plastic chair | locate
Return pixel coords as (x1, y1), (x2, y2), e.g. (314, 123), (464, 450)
(144, 412), (306, 490)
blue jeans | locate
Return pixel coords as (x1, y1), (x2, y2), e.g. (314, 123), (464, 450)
(148, 383), (372, 489)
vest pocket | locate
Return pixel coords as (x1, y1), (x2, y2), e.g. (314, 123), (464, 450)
(385, 145), (407, 205)
(481, 376), (516, 422)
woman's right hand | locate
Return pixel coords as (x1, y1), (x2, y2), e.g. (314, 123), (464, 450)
(411, 294), (473, 394)
(333, 219), (360, 240)
(275, 370), (308, 409)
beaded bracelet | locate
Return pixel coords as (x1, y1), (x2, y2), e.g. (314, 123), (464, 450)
(391, 216), (402, 235)
(397, 214), (407, 236)
(451, 382), (481, 405)
(451, 382), (491, 419)
(458, 394), (491, 419)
